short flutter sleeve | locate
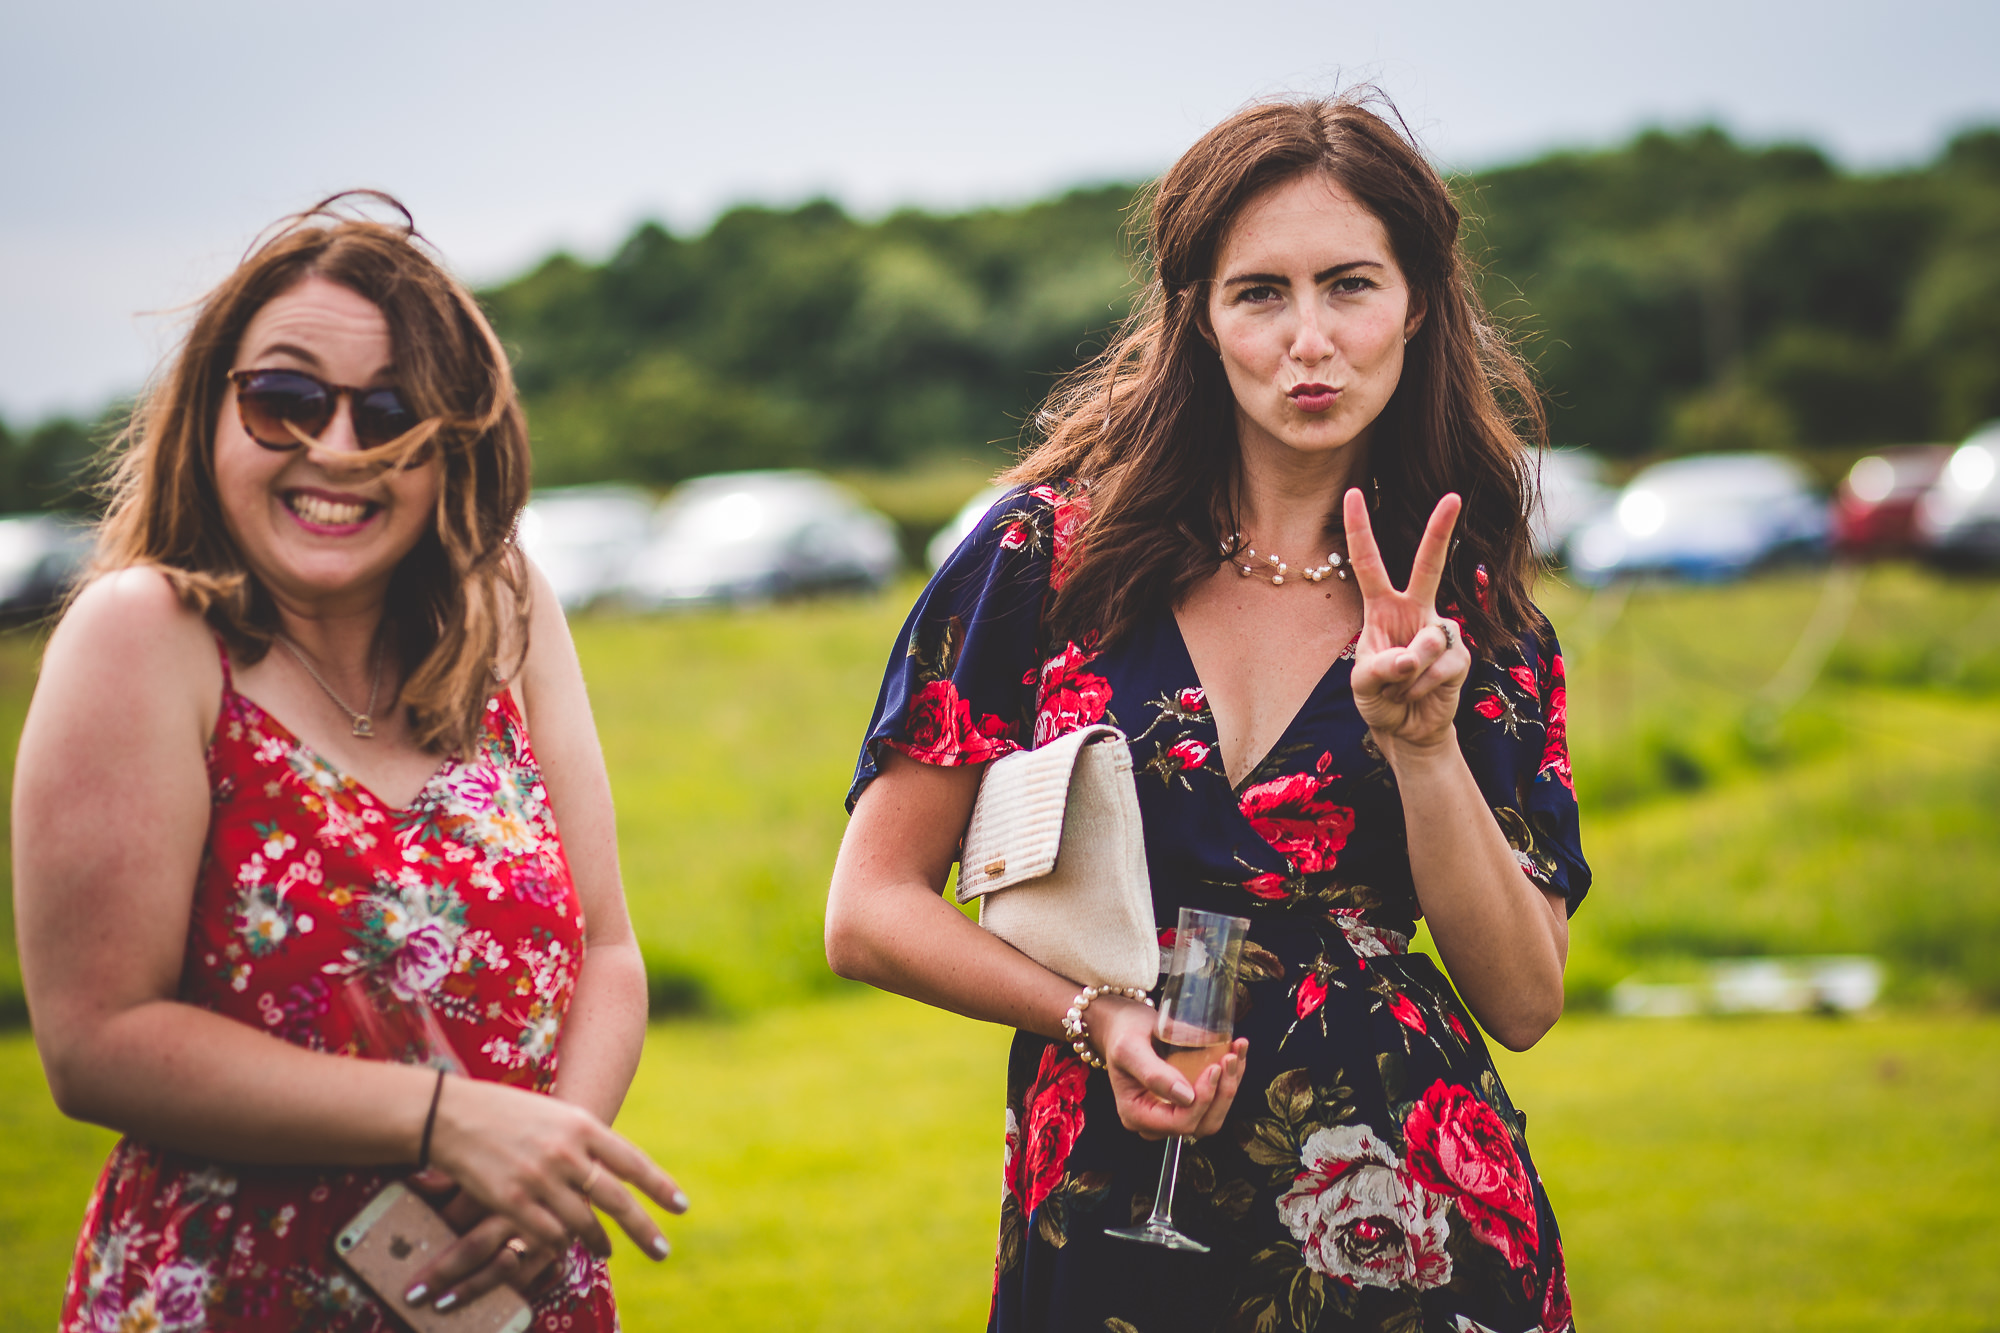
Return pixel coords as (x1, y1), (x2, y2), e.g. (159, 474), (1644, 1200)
(1454, 614), (1591, 916)
(846, 485), (1068, 812)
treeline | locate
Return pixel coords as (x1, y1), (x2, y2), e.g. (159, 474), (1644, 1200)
(6, 123), (1998, 510)
(485, 122), (2000, 484)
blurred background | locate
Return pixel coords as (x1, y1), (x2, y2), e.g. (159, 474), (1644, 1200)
(3, 2), (1998, 1328)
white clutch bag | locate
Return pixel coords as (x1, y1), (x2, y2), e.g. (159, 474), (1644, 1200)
(955, 724), (1159, 992)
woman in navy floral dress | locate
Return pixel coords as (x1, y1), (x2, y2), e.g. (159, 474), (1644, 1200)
(829, 94), (1586, 1333)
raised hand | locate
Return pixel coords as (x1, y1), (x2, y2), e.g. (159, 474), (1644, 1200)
(1345, 489), (1470, 754)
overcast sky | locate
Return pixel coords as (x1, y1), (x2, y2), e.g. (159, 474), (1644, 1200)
(4, 0), (1996, 422)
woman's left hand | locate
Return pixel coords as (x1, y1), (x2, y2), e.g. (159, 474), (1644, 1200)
(405, 1169), (561, 1308)
(1345, 489), (1470, 753)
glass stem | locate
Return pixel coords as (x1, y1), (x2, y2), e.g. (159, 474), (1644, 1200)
(1145, 1134), (1188, 1230)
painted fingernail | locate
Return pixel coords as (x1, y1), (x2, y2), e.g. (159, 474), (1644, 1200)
(435, 1293), (459, 1313)
(670, 1189), (690, 1212)
(652, 1236), (671, 1259)
(404, 1285), (429, 1305)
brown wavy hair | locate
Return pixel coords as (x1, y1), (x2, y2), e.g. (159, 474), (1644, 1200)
(1005, 91), (1544, 653)
(91, 192), (531, 754)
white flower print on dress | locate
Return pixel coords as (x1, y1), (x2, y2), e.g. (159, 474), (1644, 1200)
(1276, 1124), (1452, 1291)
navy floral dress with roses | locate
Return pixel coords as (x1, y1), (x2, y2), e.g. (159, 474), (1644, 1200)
(849, 483), (1588, 1333)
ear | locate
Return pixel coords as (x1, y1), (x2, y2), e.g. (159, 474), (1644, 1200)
(1403, 287), (1428, 343)
(1192, 286), (1219, 352)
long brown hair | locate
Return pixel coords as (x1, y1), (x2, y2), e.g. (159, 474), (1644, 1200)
(1006, 91), (1544, 653)
(92, 192), (531, 754)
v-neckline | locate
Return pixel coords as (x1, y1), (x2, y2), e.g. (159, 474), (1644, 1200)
(1167, 609), (1359, 796)
(224, 687), (460, 816)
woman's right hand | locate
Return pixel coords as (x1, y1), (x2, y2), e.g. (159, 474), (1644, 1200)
(1092, 998), (1249, 1141)
(406, 1074), (687, 1307)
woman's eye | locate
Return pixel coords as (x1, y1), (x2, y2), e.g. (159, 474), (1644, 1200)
(1237, 285), (1280, 303)
(1331, 276), (1376, 295)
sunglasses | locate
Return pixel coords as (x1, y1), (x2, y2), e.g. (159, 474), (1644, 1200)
(227, 368), (421, 451)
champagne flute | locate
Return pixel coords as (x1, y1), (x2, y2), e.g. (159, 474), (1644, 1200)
(1104, 906), (1250, 1252)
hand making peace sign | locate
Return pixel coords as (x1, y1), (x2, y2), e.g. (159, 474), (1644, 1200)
(1344, 487), (1470, 753)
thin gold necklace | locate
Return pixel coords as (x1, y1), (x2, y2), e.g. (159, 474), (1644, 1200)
(276, 633), (385, 738)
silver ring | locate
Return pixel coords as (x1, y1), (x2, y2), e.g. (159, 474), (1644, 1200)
(1440, 621), (1455, 650)
(504, 1237), (529, 1259)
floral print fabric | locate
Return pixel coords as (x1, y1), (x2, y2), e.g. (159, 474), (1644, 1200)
(61, 645), (615, 1333)
(851, 483), (1588, 1333)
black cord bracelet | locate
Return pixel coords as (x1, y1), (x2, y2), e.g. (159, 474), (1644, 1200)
(417, 1068), (446, 1170)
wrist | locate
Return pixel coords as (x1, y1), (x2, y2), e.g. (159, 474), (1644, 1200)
(1060, 985), (1154, 1069)
(1372, 723), (1462, 775)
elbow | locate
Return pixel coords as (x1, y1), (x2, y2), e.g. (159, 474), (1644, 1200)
(823, 904), (877, 985)
(39, 1041), (106, 1124)
(1486, 982), (1565, 1053)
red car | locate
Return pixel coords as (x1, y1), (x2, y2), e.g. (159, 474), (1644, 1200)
(1832, 445), (1953, 554)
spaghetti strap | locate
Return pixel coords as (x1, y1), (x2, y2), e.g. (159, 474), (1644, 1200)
(212, 633), (235, 692)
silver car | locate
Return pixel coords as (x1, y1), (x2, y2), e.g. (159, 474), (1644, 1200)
(0, 512), (92, 617)
(515, 485), (657, 611)
(1914, 421), (2000, 567)
(1568, 452), (1829, 586)
(619, 471), (900, 609)
(1529, 448), (1614, 563)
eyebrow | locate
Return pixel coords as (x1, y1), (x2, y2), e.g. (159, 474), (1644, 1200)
(1221, 261), (1386, 287)
(241, 341), (326, 369)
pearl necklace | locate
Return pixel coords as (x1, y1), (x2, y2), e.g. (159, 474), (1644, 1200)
(1222, 533), (1349, 585)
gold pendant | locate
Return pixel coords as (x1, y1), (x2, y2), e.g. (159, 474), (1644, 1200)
(352, 716), (374, 739)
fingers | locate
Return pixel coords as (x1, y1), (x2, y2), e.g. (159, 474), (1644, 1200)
(1406, 493), (1462, 609)
(1192, 1041), (1251, 1139)
(1342, 488), (1395, 601)
(579, 1131), (684, 1260)
(406, 1213), (512, 1307)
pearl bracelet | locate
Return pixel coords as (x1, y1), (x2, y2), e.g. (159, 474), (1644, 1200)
(1060, 984), (1155, 1069)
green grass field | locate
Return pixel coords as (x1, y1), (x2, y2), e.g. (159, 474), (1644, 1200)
(6, 1002), (1997, 1331)
(3, 562), (1999, 1328)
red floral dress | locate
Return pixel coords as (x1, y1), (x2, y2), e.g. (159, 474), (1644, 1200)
(852, 484), (1585, 1333)
(60, 643), (617, 1333)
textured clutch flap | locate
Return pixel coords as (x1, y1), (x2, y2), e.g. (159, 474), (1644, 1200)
(955, 724), (1159, 993)
(955, 724), (1120, 902)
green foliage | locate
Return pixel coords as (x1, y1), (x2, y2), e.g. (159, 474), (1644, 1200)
(1466, 124), (2000, 452)
(0, 412), (108, 514)
(480, 186), (1141, 485)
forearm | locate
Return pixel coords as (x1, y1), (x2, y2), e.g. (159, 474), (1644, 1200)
(550, 940), (649, 1125)
(1381, 726), (1567, 1049)
(40, 999), (436, 1165)
(827, 874), (1076, 1041)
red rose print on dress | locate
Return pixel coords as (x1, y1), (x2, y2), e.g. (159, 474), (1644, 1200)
(1402, 1080), (1540, 1269)
(1167, 738), (1211, 770)
(1474, 696), (1503, 721)
(894, 679), (1018, 766)
(1242, 873), (1290, 900)
(1034, 642), (1113, 746)
(1176, 687), (1207, 713)
(1010, 1045), (1091, 1217)
(1046, 487), (1089, 592)
(1508, 665), (1537, 694)
(1540, 654), (1572, 792)
(1295, 971), (1328, 1019)
(1237, 772), (1355, 874)
(1541, 1240), (1573, 1331)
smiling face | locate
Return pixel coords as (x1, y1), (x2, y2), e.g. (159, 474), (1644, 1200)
(1201, 172), (1424, 475)
(213, 275), (441, 617)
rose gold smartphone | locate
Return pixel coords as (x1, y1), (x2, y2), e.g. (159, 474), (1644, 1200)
(336, 1182), (533, 1333)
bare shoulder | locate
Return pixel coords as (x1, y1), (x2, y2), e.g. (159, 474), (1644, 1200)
(508, 555), (583, 729)
(41, 566), (224, 738)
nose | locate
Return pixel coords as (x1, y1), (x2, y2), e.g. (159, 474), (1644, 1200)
(304, 393), (367, 472)
(1289, 304), (1336, 367)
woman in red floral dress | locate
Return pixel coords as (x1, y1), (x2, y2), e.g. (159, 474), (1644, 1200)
(15, 195), (685, 1332)
(829, 97), (1584, 1331)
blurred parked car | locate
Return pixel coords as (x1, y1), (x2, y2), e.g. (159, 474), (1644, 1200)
(1529, 448), (1614, 562)
(0, 513), (92, 618)
(926, 484), (1009, 570)
(1913, 422), (2000, 568)
(619, 471), (900, 609)
(515, 484), (656, 610)
(1568, 452), (1829, 586)
(1831, 445), (1952, 554)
